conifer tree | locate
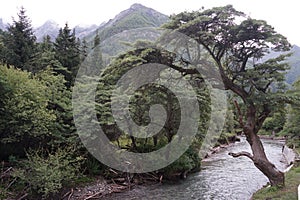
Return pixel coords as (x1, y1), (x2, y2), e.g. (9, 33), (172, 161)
(30, 35), (64, 73)
(54, 23), (81, 87)
(2, 7), (37, 70)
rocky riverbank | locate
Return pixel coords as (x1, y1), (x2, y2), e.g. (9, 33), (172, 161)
(61, 135), (242, 199)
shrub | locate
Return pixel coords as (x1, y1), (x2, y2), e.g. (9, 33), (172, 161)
(13, 147), (84, 198)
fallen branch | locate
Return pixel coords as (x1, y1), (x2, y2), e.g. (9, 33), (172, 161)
(83, 191), (103, 200)
(228, 151), (253, 161)
(145, 172), (160, 181)
(0, 167), (13, 179)
(16, 193), (28, 200)
(68, 188), (74, 200)
(6, 177), (17, 190)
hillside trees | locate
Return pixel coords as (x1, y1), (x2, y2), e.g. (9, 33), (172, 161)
(162, 5), (291, 186)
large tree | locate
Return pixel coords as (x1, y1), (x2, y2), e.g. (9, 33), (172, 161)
(163, 5), (291, 186)
(2, 7), (37, 70)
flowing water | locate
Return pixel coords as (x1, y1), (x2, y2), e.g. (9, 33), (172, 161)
(103, 137), (287, 200)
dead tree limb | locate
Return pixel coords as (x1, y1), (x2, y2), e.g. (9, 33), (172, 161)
(228, 151), (254, 161)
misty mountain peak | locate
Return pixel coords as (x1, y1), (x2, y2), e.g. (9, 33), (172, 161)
(130, 3), (147, 10)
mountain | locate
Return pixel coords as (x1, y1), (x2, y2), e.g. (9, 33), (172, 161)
(285, 45), (300, 84)
(34, 20), (60, 42)
(34, 20), (98, 42)
(3, 3), (169, 44)
(85, 3), (169, 43)
(263, 45), (300, 85)
(74, 24), (98, 39)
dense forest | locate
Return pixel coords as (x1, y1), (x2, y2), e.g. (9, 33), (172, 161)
(0, 4), (299, 199)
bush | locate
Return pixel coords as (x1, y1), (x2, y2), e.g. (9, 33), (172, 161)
(0, 65), (56, 159)
(13, 147), (84, 198)
(160, 147), (201, 178)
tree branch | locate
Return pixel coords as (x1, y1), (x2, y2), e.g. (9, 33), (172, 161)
(168, 63), (198, 75)
(199, 41), (249, 101)
(228, 151), (254, 161)
(233, 99), (244, 127)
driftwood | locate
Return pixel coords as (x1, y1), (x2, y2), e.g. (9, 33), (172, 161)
(16, 193), (28, 200)
(63, 182), (130, 200)
(83, 191), (104, 200)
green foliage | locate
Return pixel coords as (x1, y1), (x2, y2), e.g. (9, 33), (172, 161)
(35, 68), (76, 145)
(262, 105), (286, 134)
(281, 79), (300, 147)
(13, 147), (84, 198)
(160, 147), (201, 177)
(0, 65), (55, 157)
(0, 185), (9, 199)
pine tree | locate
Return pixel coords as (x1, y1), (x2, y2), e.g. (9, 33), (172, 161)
(2, 7), (37, 70)
(54, 23), (81, 87)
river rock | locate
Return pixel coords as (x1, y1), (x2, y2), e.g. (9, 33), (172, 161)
(282, 145), (296, 166)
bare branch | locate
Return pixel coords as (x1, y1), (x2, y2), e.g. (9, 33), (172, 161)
(168, 63), (198, 75)
(228, 151), (254, 161)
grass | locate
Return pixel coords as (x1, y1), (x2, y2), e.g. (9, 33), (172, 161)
(252, 148), (300, 200)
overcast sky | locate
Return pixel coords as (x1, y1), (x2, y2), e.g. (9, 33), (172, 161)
(0, 0), (299, 45)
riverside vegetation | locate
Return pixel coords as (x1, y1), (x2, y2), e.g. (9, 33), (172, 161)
(0, 4), (299, 199)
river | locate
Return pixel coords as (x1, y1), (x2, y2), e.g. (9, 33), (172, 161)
(103, 137), (287, 200)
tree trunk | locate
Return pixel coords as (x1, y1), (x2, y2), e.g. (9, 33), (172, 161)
(244, 107), (284, 186)
(130, 136), (137, 149)
(230, 106), (285, 186)
(246, 131), (284, 186)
